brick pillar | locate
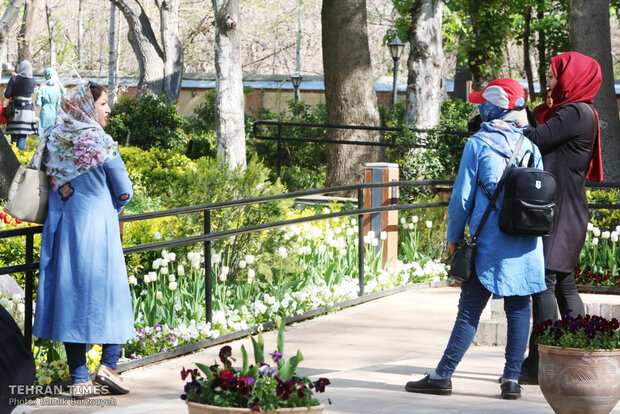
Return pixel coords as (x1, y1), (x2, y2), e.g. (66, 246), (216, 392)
(363, 163), (399, 269)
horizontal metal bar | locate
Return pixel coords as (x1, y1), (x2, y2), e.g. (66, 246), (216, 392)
(0, 262), (39, 274)
(122, 201), (448, 255)
(120, 180), (454, 223)
(254, 135), (397, 147)
(0, 226), (42, 237)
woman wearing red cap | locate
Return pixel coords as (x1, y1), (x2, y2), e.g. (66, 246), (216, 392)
(405, 78), (546, 400)
(519, 51), (603, 384)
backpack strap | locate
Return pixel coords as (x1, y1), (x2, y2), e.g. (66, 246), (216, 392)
(471, 134), (525, 243)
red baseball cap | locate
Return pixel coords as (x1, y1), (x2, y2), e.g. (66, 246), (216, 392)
(468, 78), (526, 110)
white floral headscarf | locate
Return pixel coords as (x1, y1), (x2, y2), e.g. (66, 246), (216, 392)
(39, 82), (118, 191)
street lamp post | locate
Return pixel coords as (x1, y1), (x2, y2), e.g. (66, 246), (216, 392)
(291, 73), (303, 102)
(388, 35), (404, 107)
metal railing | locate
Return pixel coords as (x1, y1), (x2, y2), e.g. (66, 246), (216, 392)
(251, 120), (473, 178)
(2, 180), (620, 350)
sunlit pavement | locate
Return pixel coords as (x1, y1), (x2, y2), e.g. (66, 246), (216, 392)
(13, 286), (620, 414)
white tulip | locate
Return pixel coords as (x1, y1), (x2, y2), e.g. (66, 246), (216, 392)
(160, 267), (169, 275)
(593, 228), (601, 237)
(412, 215), (419, 223)
(239, 260), (247, 269)
(611, 231), (618, 243)
(161, 258), (169, 267)
(245, 254), (255, 264)
(425, 220), (432, 229)
(400, 217), (406, 224)
(161, 250), (169, 259)
(587, 222), (594, 232)
(407, 223), (414, 230)
(128, 276), (138, 286)
(592, 238), (599, 246)
(351, 218), (357, 226)
(177, 265), (185, 276)
(278, 247), (288, 258)
(153, 231), (161, 240)
(380, 231), (387, 240)
(371, 238), (379, 246)
(616, 225), (620, 233)
(212, 253), (221, 264)
(152, 259), (161, 270)
(248, 268), (255, 282)
(168, 282), (178, 291)
(219, 273), (227, 282)
(602, 231), (611, 239)
(156, 291), (163, 300)
(169, 253), (176, 261)
(168, 274), (176, 283)
(221, 266), (230, 277)
(318, 245), (327, 254)
(148, 271), (157, 282)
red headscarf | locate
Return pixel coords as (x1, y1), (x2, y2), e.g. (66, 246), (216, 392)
(546, 52), (603, 181)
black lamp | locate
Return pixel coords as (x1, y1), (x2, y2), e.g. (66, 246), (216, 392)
(388, 35), (404, 106)
(291, 73), (303, 102)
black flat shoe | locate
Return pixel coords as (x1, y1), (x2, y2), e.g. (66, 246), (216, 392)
(500, 381), (522, 400)
(518, 366), (539, 385)
(405, 374), (452, 396)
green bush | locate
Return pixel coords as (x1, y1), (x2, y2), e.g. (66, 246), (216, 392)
(247, 99), (327, 189)
(168, 155), (292, 281)
(106, 93), (188, 150)
(383, 99), (473, 203)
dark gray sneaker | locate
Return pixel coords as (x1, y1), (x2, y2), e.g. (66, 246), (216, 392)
(405, 374), (452, 396)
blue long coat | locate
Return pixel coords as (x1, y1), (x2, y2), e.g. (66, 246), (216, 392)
(33, 156), (135, 344)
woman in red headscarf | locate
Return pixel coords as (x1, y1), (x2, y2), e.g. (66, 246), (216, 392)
(520, 51), (603, 384)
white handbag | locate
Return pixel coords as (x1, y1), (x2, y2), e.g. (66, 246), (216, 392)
(4, 137), (49, 224)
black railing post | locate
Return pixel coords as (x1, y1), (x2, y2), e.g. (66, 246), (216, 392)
(204, 210), (212, 324)
(25, 233), (34, 349)
(358, 188), (364, 296)
(276, 124), (283, 179)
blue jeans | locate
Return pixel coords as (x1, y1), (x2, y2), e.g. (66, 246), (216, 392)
(11, 135), (25, 150)
(435, 275), (531, 380)
(64, 343), (121, 384)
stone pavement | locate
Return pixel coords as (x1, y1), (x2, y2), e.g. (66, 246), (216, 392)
(13, 286), (620, 414)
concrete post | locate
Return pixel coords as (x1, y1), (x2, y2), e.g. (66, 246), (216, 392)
(363, 163), (399, 269)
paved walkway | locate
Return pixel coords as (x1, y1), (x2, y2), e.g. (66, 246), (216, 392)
(13, 286), (620, 414)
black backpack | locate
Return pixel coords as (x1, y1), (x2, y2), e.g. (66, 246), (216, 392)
(480, 135), (557, 237)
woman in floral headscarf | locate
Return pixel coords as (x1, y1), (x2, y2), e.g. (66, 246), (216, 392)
(519, 52), (603, 385)
(32, 82), (133, 396)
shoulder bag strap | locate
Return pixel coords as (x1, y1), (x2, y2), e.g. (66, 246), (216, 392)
(29, 133), (49, 170)
(471, 134), (525, 243)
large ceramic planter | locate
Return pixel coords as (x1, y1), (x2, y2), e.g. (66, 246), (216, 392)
(187, 402), (324, 414)
(538, 344), (620, 414)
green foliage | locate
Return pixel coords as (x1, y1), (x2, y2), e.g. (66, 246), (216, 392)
(185, 91), (218, 159)
(383, 98), (473, 202)
(587, 189), (620, 231)
(248, 99), (328, 190)
(168, 155), (292, 274)
(106, 93), (188, 150)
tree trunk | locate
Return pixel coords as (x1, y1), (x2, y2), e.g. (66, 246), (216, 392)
(78, 0), (84, 68)
(17, 0), (35, 63)
(45, 0), (56, 67)
(569, 0), (620, 181)
(405, 0), (443, 129)
(158, 0), (183, 103)
(0, 132), (20, 200)
(108, 3), (116, 106)
(212, 0), (246, 170)
(523, 6), (536, 101)
(321, 0), (384, 189)
(536, 1), (547, 98)
(110, 0), (183, 104)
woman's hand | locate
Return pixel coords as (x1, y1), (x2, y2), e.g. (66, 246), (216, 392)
(449, 242), (458, 256)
